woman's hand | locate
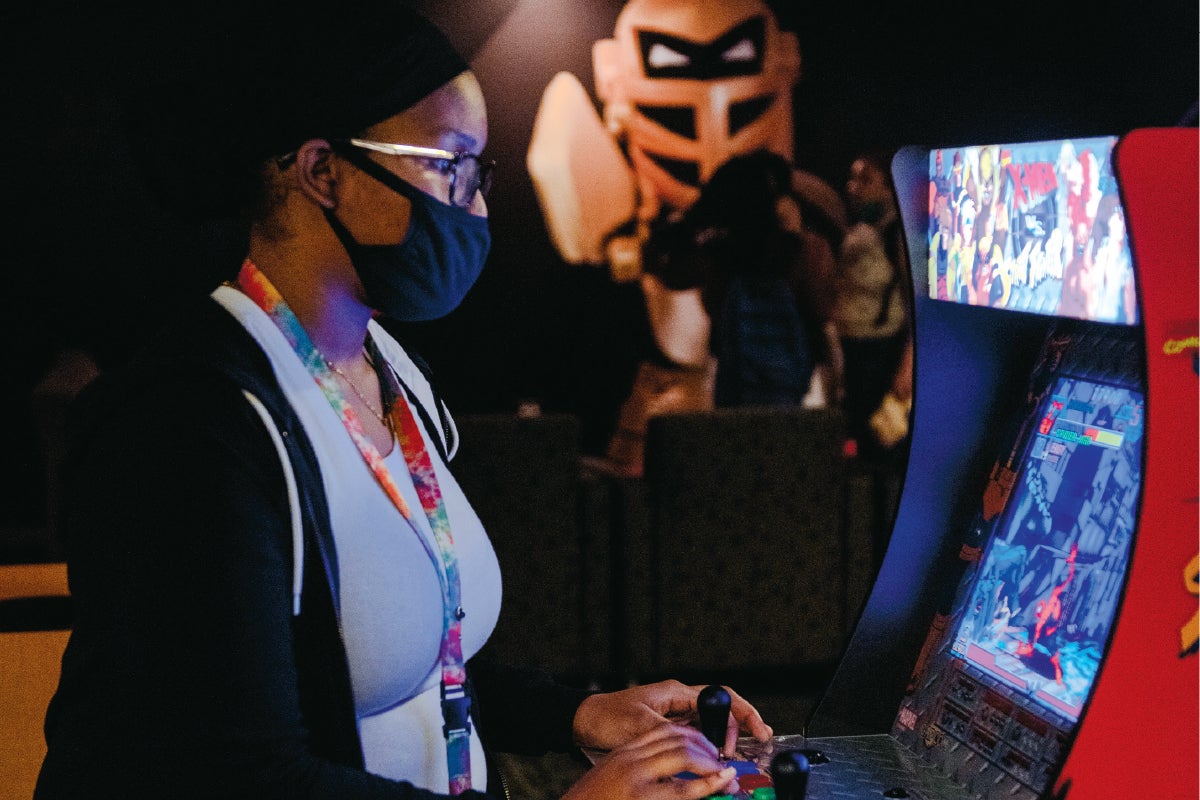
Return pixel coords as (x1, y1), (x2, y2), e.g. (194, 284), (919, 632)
(572, 680), (773, 756)
(561, 723), (738, 800)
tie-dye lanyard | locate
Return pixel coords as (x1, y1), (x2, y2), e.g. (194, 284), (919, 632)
(236, 259), (472, 795)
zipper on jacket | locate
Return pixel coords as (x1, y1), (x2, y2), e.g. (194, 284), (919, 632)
(498, 764), (512, 800)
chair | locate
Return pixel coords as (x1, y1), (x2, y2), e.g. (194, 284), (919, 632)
(450, 413), (609, 684)
(0, 562), (71, 799)
(622, 407), (868, 678)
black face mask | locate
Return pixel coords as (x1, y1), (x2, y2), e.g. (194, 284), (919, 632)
(325, 146), (491, 321)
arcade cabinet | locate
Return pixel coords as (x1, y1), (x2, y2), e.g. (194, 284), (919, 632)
(692, 128), (1197, 799)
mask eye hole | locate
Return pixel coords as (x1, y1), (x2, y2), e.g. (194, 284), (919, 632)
(729, 94), (774, 135)
(636, 104), (697, 139)
(647, 42), (691, 69)
(721, 37), (757, 63)
(638, 18), (764, 79)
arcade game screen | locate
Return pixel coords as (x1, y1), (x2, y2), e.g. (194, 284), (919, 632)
(949, 375), (1144, 723)
(927, 136), (1137, 325)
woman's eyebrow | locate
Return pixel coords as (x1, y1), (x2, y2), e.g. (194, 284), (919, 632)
(439, 129), (482, 153)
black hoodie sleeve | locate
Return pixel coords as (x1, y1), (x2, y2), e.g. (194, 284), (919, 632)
(468, 658), (594, 757)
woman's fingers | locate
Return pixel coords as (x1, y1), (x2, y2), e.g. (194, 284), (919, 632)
(620, 729), (736, 800)
(614, 723), (720, 768)
(721, 684), (773, 750)
(563, 724), (736, 800)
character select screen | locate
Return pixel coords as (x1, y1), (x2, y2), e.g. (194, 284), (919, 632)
(928, 136), (1136, 326)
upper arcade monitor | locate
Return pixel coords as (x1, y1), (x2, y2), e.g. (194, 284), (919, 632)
(926, 136), (1136, 325)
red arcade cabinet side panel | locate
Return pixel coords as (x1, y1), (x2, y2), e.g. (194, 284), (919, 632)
(1051, 128), (1199, 799)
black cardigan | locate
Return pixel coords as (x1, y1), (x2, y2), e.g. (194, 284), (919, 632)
(36, 298), (589, 799)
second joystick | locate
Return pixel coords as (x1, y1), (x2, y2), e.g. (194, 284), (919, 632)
(770, 749), (810, 800)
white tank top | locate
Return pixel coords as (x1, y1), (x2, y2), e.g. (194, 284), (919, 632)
(213, 286), (502, 791)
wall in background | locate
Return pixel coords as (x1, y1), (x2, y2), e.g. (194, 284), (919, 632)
(3, 0), (1196, 529)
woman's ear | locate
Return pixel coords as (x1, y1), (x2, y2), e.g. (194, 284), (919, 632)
(294, 139), (338, 209)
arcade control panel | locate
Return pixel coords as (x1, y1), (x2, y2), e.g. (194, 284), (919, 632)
(691, 686), (968, 800)
(579, 686), (816, 800)
(711, 734), (968, 800)
(585, 686), (970, 798)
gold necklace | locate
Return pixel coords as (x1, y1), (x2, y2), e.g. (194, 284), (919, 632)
(224, 274), (391, 429)
(326, 353), (389, 426)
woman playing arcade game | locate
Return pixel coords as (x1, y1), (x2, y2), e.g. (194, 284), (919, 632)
(34, 3), (770, 798)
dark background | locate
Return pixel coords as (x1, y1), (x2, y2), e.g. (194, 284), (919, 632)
(3, 0), (1197, 533)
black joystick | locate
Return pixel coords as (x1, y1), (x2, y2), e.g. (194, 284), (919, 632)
(770, 750), (810, 800)
(697, 685), (732, 754)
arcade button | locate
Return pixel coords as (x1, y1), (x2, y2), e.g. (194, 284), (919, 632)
(751, 789), (776, 800)
(738, 773), (773, 791)
(681, 760), (760, 781)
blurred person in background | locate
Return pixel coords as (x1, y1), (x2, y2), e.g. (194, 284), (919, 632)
(832, 152), (913, 463)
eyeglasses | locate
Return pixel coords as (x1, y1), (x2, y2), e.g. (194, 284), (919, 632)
(340, 138), (495, 209)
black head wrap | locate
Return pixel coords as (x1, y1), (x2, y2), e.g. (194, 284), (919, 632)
(124, 0), (469, 219)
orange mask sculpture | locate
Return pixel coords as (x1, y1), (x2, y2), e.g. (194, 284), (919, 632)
(529, 0), (808, 272)
(528, 0), (843, 475)
(595, 0), (800, 215)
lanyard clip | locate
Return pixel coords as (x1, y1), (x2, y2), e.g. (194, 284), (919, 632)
(441, 682), (472, 739)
